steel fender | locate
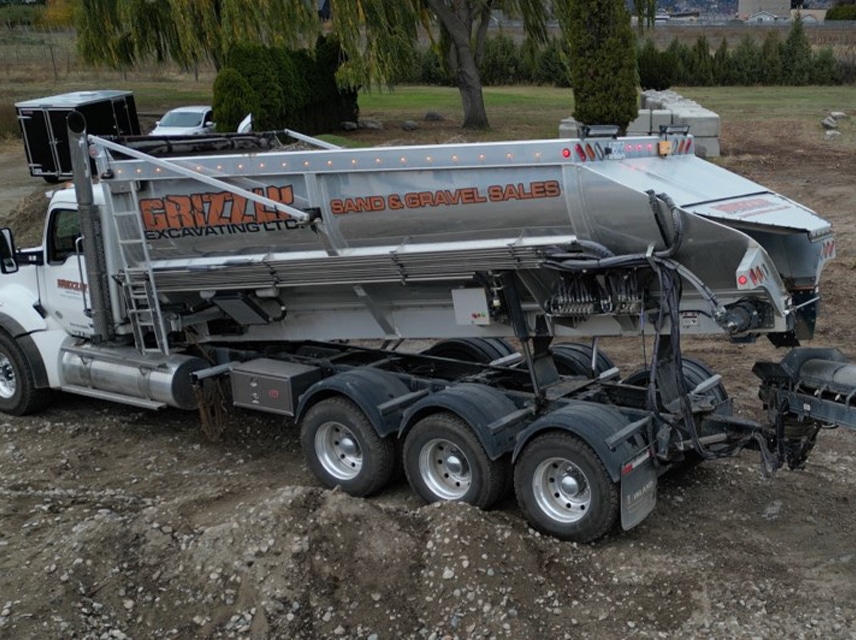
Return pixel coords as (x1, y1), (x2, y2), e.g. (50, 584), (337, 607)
(295, 368), (411, 438)
(0, 311), (49, 389)
(400, 383), (519, 460)
(0, 284), (48, 335)
(512, 403), (639, 483)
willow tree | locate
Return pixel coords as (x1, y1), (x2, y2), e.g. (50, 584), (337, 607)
(76, 0), (319, 72)
(78, 0), (548, 131)
(332, 0), (547, 129)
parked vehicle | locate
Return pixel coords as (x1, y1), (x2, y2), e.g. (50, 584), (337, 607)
(0, 114), (852, 542)
(150, 105), (215, 136)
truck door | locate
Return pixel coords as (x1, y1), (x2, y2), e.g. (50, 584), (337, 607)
(38, 207), (95, 337)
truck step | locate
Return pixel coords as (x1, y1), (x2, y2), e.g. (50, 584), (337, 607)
(61, 385), (167, 409)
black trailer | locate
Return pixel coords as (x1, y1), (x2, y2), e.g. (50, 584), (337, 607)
(15, 90), (140, 183)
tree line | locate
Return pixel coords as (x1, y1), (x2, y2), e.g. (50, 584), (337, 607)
(9, 1), (853, 136)
(638, 22), (845, 89)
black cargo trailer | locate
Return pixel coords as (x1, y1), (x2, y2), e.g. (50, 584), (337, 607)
(15, 90), (140, 183)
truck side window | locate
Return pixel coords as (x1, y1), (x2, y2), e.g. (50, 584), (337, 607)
(48, 209), (81, 263)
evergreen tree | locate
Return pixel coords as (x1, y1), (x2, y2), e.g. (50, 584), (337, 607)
(731, 36), (762, 85)
(688, 36), (714, 86)
(212, 68), (259, 133)
(556, 0), (639, 133)
(712, 38), (734, 86)
(760, 32), (782, 85)
(665, 38), (692, 86)
(781, 15), (814, 85)
(637, 38), (674, 91)
(270, 47), (311, 130)
(811, 48), (842, 85)
(226, 44), (283, 130)
(533, 37), (572, 87)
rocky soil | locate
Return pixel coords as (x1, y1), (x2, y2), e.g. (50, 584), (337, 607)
(1, 117), (856, 640)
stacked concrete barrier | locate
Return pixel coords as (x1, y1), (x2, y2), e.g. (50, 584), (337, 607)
(559, 90), (721, 158)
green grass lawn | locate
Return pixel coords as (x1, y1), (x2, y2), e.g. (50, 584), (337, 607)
(357, 85), (575, 141)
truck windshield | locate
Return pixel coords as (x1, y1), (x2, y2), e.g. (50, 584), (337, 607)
(160, 112), (204, 127)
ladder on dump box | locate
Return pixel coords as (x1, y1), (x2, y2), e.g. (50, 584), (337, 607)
(105, 184), (171, 356)
(90, 134), (321, 355)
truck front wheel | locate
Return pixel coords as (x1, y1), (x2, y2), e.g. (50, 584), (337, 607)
(300, 396), (395, 497)
(403, 412), (506, 509)
(514, 432), (618, 543)
(0, 333), (45, 416)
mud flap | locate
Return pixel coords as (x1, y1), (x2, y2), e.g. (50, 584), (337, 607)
(620, 446), (657, 531)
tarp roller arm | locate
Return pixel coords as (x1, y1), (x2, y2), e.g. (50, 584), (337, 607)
(88, 135), (314, 225)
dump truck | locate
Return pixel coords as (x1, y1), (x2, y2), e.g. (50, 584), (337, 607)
(0, 112), (852, 543)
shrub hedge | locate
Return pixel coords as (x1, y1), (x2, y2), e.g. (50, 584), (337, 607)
(213, 36), (358, 135)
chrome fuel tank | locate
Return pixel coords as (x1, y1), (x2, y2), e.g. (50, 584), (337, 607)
(61, 345), (207, 410)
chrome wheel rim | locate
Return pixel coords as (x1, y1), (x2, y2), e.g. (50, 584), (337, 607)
(418, 438), (471, 500)
(315, 421), (362, 481)
(0, 354), (16, 399)
(532, 457), (591, 524)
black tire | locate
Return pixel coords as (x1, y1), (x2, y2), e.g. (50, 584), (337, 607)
(622, 356), (728, 406)
(0, 332), (45, 416)
(551, 343), (616, 377)
(514, 432), (619, 543)
(403, 412), (507, 509)
(299, 396), (395, 497)
(422, 338), (515, 364)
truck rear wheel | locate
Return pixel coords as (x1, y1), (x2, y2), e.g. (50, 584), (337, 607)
(422, 338), (515, 363)
(514, 432), (618, 543)
(622, 357), (728, 405)
(403, 412), (506, 509)
(551, 343), (616, 377)
(0, 333), (45, 416)
(300, 396), (395, 497)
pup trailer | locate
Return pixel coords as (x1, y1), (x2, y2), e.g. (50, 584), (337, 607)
(0, 113), (853, 542)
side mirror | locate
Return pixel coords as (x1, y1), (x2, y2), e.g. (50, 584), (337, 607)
(237, 114), (253, 133)
(0, 227), (18, 274)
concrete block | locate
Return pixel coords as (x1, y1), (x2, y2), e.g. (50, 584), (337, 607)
(559, 117), (580, 138)
(692, 136), (720, 158)
(650, 110), (673, 133)
(627, 110), (651, 135)
(672, 111), (720, 137)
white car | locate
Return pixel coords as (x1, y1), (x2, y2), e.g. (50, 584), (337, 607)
(150, 106), (215, 136)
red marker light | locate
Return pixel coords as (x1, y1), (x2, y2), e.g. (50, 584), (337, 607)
(562, 148), (571, 158)
(737, 275), (748, 286)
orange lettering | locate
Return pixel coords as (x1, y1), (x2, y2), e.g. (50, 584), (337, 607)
(140, 198), (166, 231)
